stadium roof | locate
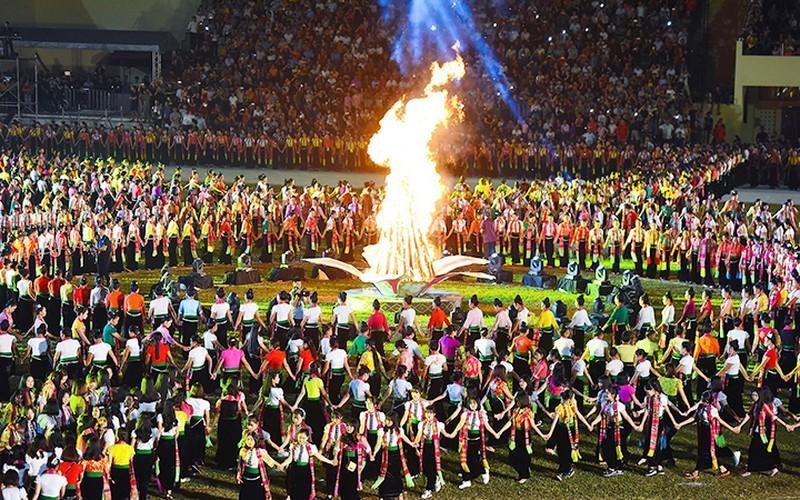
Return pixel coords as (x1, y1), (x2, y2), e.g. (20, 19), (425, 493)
(12, 26), (177, 52)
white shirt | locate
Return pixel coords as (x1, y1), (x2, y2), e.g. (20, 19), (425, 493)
(188, 346), (209, 368)
(727, 329), (749, 350)
(635, 306), (655, 330)
(586, 337), (608, 358)
(606, 359), (624, 376)
(516, 307), (530, 325)
(126, 338), (141, 358)
(660, 304), (675, 326)
(399, 307), (416, 328)
(210, 302), (231, 322)
(325, 349), (348, 370)
(424, 353), (446, 376)
(27, 337), (48, 358)
(319, 336), (332, 358)
(2, 486), (27, 500)
(89, 342), (112, 362)
(635, 359), (652, 378)
(196, 328), (215, 349)
(332, 304), (352, 324)
(0, 334), (14, 354)
(36, 472), (66, 498)
(304, 305), (322, 324)
(149, 296), (171, 317)
(554, 337), (575, 357)
(55, 338), (81, 360)
(240, 302), (259, 322)
(186, 397), (210, 417)
(493, 309), (512, 329)
(725, 352), (741, 376)
(474, 338), (495, 358)
(678, 354), (694, 376)
(573, 358), (586, 376)
(568, 308), (592, 329)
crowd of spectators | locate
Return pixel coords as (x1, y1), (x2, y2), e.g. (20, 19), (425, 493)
(741, 0), (800, 56)
(155, 0), (709, 173)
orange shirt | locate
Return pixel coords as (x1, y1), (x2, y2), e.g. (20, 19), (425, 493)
(107, 290), (124, 310)
(513, 335), (533, 354)
(58, 461), (84, 486)
(694, 334), (720, 358)
(124, 292), (144, 314)
(428, 307), (451, 330)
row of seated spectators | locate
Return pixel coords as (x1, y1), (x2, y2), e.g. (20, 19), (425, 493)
(159, 0), (702, 167)
(742, 0), (800, 56)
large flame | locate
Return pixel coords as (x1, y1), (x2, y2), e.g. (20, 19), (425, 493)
(362, 54), (465, 283)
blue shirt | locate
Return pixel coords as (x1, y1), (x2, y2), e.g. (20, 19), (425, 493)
(178, 298), (201, 320)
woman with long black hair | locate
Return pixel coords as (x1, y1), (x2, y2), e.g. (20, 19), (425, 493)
(237, 431), (280, 500)
(292, 362), (330, 448)
(80, 437), (108, 500)
(736, 387), (797, 477)
(546, 389), (592, 481)
(370, 413), (415, 500)
(443, 396), (498, 489)
(157, 400), (180, 499)
(589, 385), (642, 477)
(491, 392), (548, 483)
(132, 414), (159, 499)
(717, 339), (750, 418)
(334, 419), (370, 500)
(279, 427), (336, 500)
(675, 390), (741, 479)
(213, 381), (248, 470)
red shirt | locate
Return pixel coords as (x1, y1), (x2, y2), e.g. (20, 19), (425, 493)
(147, 342), (170, 364)
(58, 462), (84, 486)
(264, 349), (286, 370)
(48, 277), (65, 297)
(427, 307), (451, 330)
(73, 286), (90, 306)
(299, 349), (315, 371)
(764, 347), (778, 370)
(34, 275), (50, 295)
(366, 311), (389, 332)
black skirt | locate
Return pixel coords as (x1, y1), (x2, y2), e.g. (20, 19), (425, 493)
(378, 448), (405, 498)
(123, 359), (143, 388)
(509, 427), (531, 479)
(157, 438), (178, 491)
(337, 451), (361, 500)
(239, 472), (266, 500)
(215, 417), (242, 469)
(287, 463), (313, 500)
(747, 425), (780, 472)
(80, 475), (104, 500)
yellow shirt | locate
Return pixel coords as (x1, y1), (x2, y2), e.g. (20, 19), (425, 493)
(71, 319), (85, 340)
(538, 310), (558, 330)
(109, 442), (135, 466)
(304, 377), (324, 399)
(358, 351), (376, 372)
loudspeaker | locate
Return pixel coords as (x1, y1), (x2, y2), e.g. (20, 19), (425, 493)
(268, 267), (305, 282)
(311, 265), (349, 280)
(496, 270), (513, 284)
(224, 270), (262, 285)
(179, 273), (214, 290)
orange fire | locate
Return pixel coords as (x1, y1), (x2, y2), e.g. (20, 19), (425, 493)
(363, 53), (465, 282)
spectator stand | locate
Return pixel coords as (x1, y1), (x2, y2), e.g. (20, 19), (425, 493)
(11, 26), (178, 120)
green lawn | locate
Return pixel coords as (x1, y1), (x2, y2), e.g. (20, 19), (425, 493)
(115, 261), (799, 499)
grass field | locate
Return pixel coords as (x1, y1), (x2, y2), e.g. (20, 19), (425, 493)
(116, 259), (800, 499)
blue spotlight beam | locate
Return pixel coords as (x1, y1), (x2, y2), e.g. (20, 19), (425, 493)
(379, 0), (524, 124)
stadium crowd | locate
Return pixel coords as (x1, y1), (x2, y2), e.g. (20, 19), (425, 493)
(159, 0), (704, 172)
(742, 0), (800, 56)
